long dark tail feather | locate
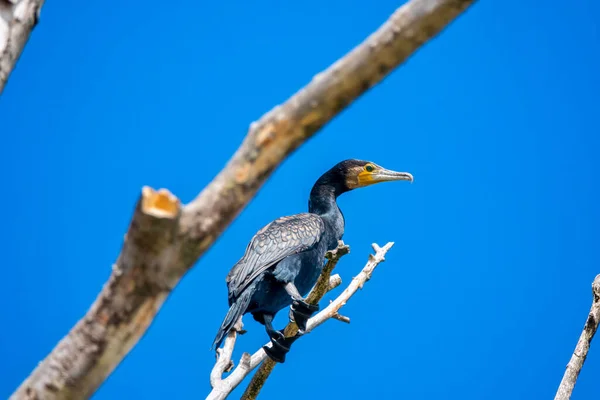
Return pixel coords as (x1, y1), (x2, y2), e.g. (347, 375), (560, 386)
(211, 287), (253, 351)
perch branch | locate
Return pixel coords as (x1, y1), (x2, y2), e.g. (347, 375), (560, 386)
(206, 242), (392, 400)
(210, 320), (245, 390)
(554, 274), (600, 400)
(206, 242), (348, 400)
(0, 0), (45, 94)
(308, 241), (350, 303)
(241, 242), (394, 400)
(10, 0), (474, 398)
(208, 242), (349, 400)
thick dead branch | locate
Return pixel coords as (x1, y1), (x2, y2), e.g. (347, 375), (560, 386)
(11, 188), (182, 400)
(554, 275), (600, 400)
(10, 0), (474, 398)
(207, 242), (393, 400)
(0, 0), (44, 94)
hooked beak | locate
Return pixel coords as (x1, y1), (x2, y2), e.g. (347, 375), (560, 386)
(357, 166), (414, 187)
(371, 168), (414, 184)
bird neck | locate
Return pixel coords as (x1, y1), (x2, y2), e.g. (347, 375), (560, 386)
(308, 183), (345, 243)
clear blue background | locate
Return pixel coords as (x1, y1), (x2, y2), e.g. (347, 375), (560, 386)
(1, 0), (599, 399)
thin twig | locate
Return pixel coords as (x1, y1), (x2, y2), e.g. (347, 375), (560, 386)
(332, 313), (351, 324)
(210, 320), (242, 388)
(206, 242), (394, 400)
(554, 274), (600, 400)
(328, 274), (342, 291)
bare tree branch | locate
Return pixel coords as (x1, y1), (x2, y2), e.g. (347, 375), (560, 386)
(331, 312), (351, 324)
(210, 320), (248, 391)
(0, 0), (44, 94)
(207, 242), (394, 400)
(207, 272), (345, 400)
(10, 0), (474, 398)
(554, 274), (600, 400)
(207, 272), (346, 400)
(207, 244), (348, 400)
(307, 241), (351, 303)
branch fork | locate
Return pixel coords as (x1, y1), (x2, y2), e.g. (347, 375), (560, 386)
(208, 241), (395, 400)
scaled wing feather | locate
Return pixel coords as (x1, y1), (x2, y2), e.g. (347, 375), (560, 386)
(226, 213), (325, 298)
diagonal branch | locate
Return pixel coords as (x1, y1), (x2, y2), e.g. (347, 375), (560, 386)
(208, 241), (349, 399)
(208, 242), (348, 400)
(301, 240), (350, 313)
(10, 1), (474, 398)
(207, 242), (394, 400)
(207, 274), (343, 400)
(0, 0), (45, 94)
(554, 274), (600, 400)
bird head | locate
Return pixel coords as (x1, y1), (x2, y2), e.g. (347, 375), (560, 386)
(309, 159), (413, 212)
(335, 159), (413, 190)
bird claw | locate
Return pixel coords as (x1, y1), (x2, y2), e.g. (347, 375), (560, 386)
(290, 300), (319, 332)
(263, 332), (301, 363)
(292, 299), (319, 313)
(267, 328), (285, 342)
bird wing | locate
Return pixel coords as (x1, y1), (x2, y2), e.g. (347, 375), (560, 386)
(226, 213), (325, 299)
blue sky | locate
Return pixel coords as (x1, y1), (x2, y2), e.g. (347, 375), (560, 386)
(1, 0), (599, 399)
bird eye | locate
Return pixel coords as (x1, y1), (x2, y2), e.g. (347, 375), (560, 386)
(365, 164), (374, 172)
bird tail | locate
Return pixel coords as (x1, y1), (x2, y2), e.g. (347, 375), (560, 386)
(211, 287), (253, 351)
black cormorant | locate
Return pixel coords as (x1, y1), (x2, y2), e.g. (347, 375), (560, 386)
(212, 159), (413, 362)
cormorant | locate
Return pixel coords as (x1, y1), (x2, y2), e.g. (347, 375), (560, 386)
(212, 159), (413, 362)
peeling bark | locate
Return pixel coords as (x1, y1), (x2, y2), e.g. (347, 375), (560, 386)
(0, 0), (44, 94)
(9, 0), (475, 398)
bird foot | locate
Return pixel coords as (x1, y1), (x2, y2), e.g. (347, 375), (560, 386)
(262, 332), (301, 363)
(290, 299), (319, 333)
(266, 328), (285, 342)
